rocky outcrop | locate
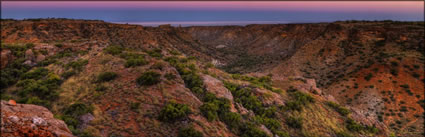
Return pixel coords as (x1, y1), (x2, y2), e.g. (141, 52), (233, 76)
(1, 100), (75, 137)
(202, 75), (233, 101)
(252, 88), (285, 106)
(291, 77), (322, 95)
(1, 49), (13, 68)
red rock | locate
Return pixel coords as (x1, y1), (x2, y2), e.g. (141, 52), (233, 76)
(8, 100), (16, 106)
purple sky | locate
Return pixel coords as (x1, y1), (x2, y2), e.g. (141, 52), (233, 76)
(2, 1), (424, 26)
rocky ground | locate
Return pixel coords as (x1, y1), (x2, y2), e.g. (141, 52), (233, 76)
(1, 19), (424, 137)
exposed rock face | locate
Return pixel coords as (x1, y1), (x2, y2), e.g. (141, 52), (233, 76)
(253, 88), (285, 106)
(36, 54), (46, 63)
(1, 101), (75, 137)
(291, 77), (322, 95)
(202, 75), (233, 101)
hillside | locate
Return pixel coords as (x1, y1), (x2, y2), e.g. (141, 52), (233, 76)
(1, 19), (424, 137)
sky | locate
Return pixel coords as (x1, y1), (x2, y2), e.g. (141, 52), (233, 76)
(1, 1), (424, 26)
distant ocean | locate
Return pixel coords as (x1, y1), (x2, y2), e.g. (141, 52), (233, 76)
(113, 21), (291, 27)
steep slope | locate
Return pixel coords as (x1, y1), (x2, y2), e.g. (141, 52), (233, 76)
(1, 19), (423, 137)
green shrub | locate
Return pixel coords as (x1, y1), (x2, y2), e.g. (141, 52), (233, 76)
(262, 117), (281, 132)
(178, 127), (203, 137)
(65, 59), (88, 71)
(400, 84), (410, 89)
(147, 48), (162, 58)
(21, 67), (49, 80)
(158, 101), (191, 122)
(292, 91), (315, 104)
(95, 84), (107, 91)
(136, 71), (161, 86)
(335, 131), (353, 137)
(220, 112), (242, 129)
(125, 58), (147, 68)
(364, 73), (373, 81)
(164, 73), (176, 80)
(375, 40), (386, 47)
(151, 62), (164, 70)
(54, 43), (63, 48)
(61, 103), (93, 129)
(61, 70), (76, 79)
(0, 59), (31, 89)
(390, 61), (399, 67)
(286, 116), (303, 129)
(63, 103), (94, 118)
(104, 45), (123, 55)
(200, 102), (219, 121)
(15, 69), (61, 108)
(120, 53), (147, 68)
(239, 123), (270, 137)
(326, 101), (350, 116)
(345, 119), (363, 132)
(130, 102), (141, 111)
(412, 73), (420, 78)
(97, 72), (118, 82)
(390, 69), (398, 76)
(169, 50), (181, 55)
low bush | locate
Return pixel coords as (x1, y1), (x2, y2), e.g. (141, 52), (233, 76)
(130, 102), (141, 111)
(15, 69), (62, 108)
(151, 62), (164, 70)
(120, 53), (147, 68)
(364, 73), (373, 81)
(164, 73), (176, 80)
(21, 67), (49, 80)
(54, 43), (63, 48)
(220, 112), (242, 130)
(326, 101), (350, 116)
(0, 59), (31, 89)
(158, 101), (191, 122)
(61, 70), (76, 79)
(178, 127), (203, 137)
(345, 118), (379, 134)
(95, 84), (107, 91)
(104, 45), (124, 55)
(147, 48), (162, 58)
(65, 59), (88, 71)
(286, 116), (303, 129)
(239, 122), (270, 137)
(136, 71), (161, 86)
(61, 103), (94, 129)
(200, 102), (219, 121)
(96, 72), (118, 82)
(335, 131), (353, 137)
(390, 69), (398, 76)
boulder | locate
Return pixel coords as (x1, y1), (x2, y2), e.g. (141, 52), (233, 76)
(252, 88), (285, 106)
(202, 75), (233, 101)
(1, 101), (75, 137)
(36, 54), (46, 62)
(25, 49), (35, 61)
(1, 49), (13, 68)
